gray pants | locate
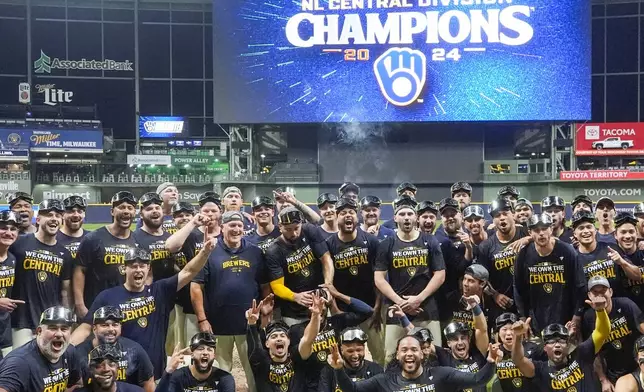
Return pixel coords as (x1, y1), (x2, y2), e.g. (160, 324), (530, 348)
(11, 328), (34, 350)
(216, 334), (256, 392)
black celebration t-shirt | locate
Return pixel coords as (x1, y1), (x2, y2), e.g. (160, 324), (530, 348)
(133, 229), (176, 281)
(533, 337), (600, 392)
(0, 252), (16, 348)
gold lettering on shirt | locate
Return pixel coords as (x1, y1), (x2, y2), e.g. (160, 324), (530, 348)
(549, 361), (584, 389)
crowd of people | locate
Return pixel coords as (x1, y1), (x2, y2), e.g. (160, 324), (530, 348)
(0, 181), (643, 392)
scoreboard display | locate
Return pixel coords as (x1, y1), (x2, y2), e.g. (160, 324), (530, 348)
(212, 0), (591, 124)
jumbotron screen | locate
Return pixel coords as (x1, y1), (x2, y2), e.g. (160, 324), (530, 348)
(212, 0), (591, 123)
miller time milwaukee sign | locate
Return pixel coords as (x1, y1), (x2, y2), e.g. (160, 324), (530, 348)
(34, 50), (133, 74)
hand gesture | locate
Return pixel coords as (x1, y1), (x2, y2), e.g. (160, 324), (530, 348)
(607, 247), (626, 266)
(487, 343), (503, 364)
(458, 230), (472, 248)
(388, 304), (406, 319)
(366, 225), (378, 235)
(166, 345), (191, 373)
(242, 211), (256, 224)
(260, 294), (274, 317)
(0, 298), (24, 313)
(203, 237), (216, 253)
(511, 317), (531, 338)
(191, 213), (210, 228)
(461, 295), (480, 311)
(327, 344), (344, 370)
(198, 319), (212, 333)
(319, 283), (340, 299)
(245, 299), (261, 326)
(401, 295), (422, 314)
(309, 292), (327, 317)
(508, 238), (528, 254)
(294, 291), (314, 307)
(274, 190), (297, 205)
(586, 295), (608, 311)
(494, 293), (513, 310)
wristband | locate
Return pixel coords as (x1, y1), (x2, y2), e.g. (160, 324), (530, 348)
(400, 316), (411, 328)
(198, 319), (207, 324)
(472, 304), (482, 316)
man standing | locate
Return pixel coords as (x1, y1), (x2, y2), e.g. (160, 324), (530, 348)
(77, 344), (144, 392)
(498, 186), (520, 203)
(613, 212), (644, 309)
(247, 196), (281, 251)
(166, 191), (220, 255)
(0, 211), (20, 357)
(513, 214), (586, 335)
(374, 201), (446, 362)
(317, 193), (339, 237)
(360, 196), (395, 240)
(326, 198), (384, 365)
(266, 207), (334, 326)
(192, 211), (268, 392)
(596, 197), (617, 245)
(514, 198), (534, 226)
(542, 196), (574, 244)
(136, 182), (179, 233)
(571, 195), (594, 214)
(133, 193), (175, 283)
(8, 192), (35, 235)
(417, 201), (439, 235)
(74, 192), (138, 318)
(57, 195), (88, 261)
(222, 186), (255, 233)
(272, 189), (321, 225)
(74, 306), (154, 391)
(451, 181), (473, 210)
(71, 239), (214, 380)
(339, 182), (360, 202)
(11, 199), (73, 348)
(0, 307), (83, 392)
(463, 205), (488, 246)
(382, 183), (417, 229)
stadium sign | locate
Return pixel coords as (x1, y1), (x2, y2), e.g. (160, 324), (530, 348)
(0, 179), (31, 202)
(560, 170), (644, 181)
(35, 84), (73, 106)
(32, 185), (100, 204)
(576, 123), (644, 156)
(0, 150), (28, 162)
(29, 130), (103, 153)
(127, 155), (172, 166)
(171, 156), (219, 166)
(34, 50), (133, 74)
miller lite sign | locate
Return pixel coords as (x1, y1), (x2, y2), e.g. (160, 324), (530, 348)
(35, 84), (73, 106)
(18, 83), (30, 104)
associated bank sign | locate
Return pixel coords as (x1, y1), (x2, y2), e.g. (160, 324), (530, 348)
(34, 50), (133, 74)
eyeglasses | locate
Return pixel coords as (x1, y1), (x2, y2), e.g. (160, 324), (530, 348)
(139, 192), (163, 207)
(93, 306), (123, 324)
(279, 209), (303, 225)
(123, 247), (151, 263)
(251, 196), (275, 209)
(317, 193), (339, 206)
(172, 202), (195, 215)
(40, 306), (76, 325)
(198, 191), (221, 207)
(360, 195), (382, 208)
(89, 344), (123, 363)
(544, 338), (567, 345)
(0, 210), (18, 225)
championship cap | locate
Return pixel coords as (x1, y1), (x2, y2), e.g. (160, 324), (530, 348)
(497, 185), (519, 198)
(93, 306), (123, 324)
(88, 344), (122, 365)
(139, 192), (162, 207)
(634, 335), (644, 358)
(393, 195), (418, 211)
(278, 206), (303, 225)
(571, 211), (596, 228)
(222, 186), (242, 198)
(339, 182), (360, 196)
(0, 211), (18, 226)
(172, 201), (195, 216)
(615, 211), (638, 228)
(156, 182), (176, 195)
(438, 198), (460, 215)
(596, 197), (615, 210)
(527, 213), (553, 229)
(111, 191), (137, 208)
(494, 313), (519, 332)
(443, 322), (471, 340)
(488, 198), (514, 217)
(40, 306), (76, 326)
(571, 195), (593, 211)
(190, 332), (217, 351)
(251, 196), (275, 210)
(8, 191), (33, 206)
(451, 182), (472, 196)
(63, 195), (87, 210)
(317, 193), (339, 207)
(541, 196), (565, 209)
(542, 323), (568, 341)
(335, 197), (358, 213)
(396, 182), (417, 196)
(198, 191), (221, 207)
(633, 202), (644, 217)
(463, 205), (485, 220)
(266, 320), (289, 336)
(222, 211), (244, 224)
(360, 196), (382, 209)
(515, 198), (533, 210)
(340, 327), (368, 344)
(587, 275), (610, 291)
(409, 327), (433, 343)
(38, 199), (65, 214)
(417, 201), (438, 216)
(465, 264), (489, 282)
(123, 247), (151, 264)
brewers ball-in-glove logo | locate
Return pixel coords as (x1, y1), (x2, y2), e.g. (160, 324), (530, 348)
(408, 267), (417, 277)
(543, 283), (553, 293)
(374, 48), (427, 107)
(512, 378), (523, 388)
(349, 266), (359, 276)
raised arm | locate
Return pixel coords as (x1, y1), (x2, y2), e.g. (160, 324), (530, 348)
(176, 237), (215, 291)
(510, 317), (535, 378)
(165, 214), (208, 253)
(298, 293), (325, 360)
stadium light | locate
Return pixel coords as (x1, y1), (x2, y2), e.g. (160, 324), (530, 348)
(183, 164), (190, 168)
(167, 164), (172, 168)
(150, 164), (155, 168)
